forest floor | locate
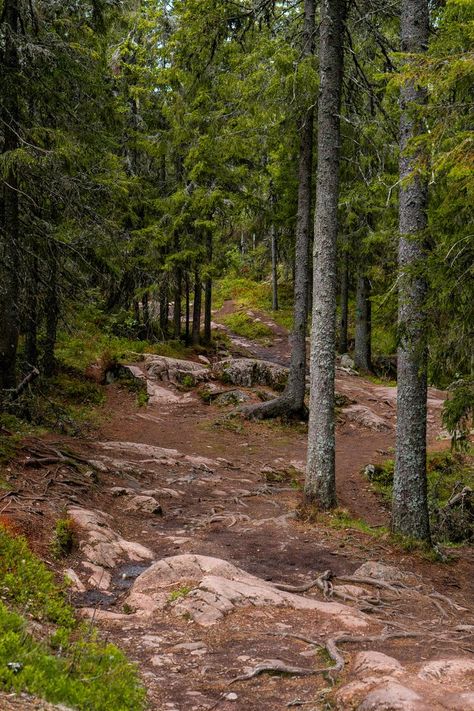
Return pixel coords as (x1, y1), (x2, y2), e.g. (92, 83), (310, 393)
(1, 300), (473, 710)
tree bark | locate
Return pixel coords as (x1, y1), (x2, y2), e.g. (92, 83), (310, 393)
(392, 0), (431, 542)
(305, 0), (346, 509)
(25, 250), (39, 367)
(338, 250), (349, 353)
(173, 267), (182, 339)
(271, 224), (279, 311)
(142, 290), (151, 339)
(354, 275), (371, 371)
(192, 269), (202, 345)
(185, 272), (190, 344)
(0, 0), (20, 389)
(204, 231), (213, 344)
(242, 0), (315, 421)
(42, 242), (59, 378)
(160, 277), (169, 338)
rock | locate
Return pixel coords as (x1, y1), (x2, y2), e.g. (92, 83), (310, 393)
(344, 405), (391, 431)
(172, 641), (207, 652)
(354, 651), (404, 677)
(64, 568), (85, 592)
(124, 495), (163, 516)
(126, 554), (368, 629)
(82, 562), (112, 590)
(68, 507), (154, 568)
(110, 486), (134, 497)
(418, 658), (474, 683)
(352, 561), (415, 584)
(198, 355), (211, 365)
(357, 682), (423, 710)
(120, 364), (146, 380)
(225, 693), (238, 701)
(214, 389), (250, 406)
(213, 358), (288, 390)
(97, 441), (217, 469)
(442, 692), (474, 710)
(146, 382), (184, 405)
(340, 354), (356, 370)
(145, 355), (209, 384)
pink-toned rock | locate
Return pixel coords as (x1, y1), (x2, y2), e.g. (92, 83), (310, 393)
(82, 562), (112, 590)
(126, 554), (369, 629)
(418, 658), (474, 683)
(358, 681), (423, 710)
(354, 651), (404, 677)
(68, 506), (154, 568)
(64, 568), (85, 592)
(124, 494), (162, 515)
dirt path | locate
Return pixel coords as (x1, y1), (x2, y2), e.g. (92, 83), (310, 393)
(3, 315), (473, 711)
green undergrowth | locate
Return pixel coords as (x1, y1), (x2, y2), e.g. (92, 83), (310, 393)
(0, 525), (145, 710)
(56, 303), (190, 372)
(366, 449), (474, 543)
(219, 310), (273, 341)
(214, 274), (294, 330)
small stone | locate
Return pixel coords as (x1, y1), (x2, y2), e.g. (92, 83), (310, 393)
(225, 692), (238, 701)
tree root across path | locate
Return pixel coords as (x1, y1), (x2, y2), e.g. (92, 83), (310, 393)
(229, 630), (421, 685)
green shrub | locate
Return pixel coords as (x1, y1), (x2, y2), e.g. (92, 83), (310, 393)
(0, 525), (145, 710)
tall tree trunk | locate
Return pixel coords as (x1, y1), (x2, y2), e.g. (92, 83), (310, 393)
(142, 290), (151, 339)
(392, 0), (431, 542)
(185, 272), (190, 344)
(241, 0), (315, 421)
(42, 243), (59, 378)
(271, 224), (279, 311)
(0, 0), (20, 389)
(160, 277), (169, 339)
(25, 251), (39, 367)
(338, 250), (349, 353)
(354, 275), (371, 371)
(204, 232), (213, 344)
(173, 267), (182, 339)
(192, 269), (202, 346)
(305, 0), (346, 509)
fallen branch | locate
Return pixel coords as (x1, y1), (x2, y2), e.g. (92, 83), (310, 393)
(8, 367), (40, 401)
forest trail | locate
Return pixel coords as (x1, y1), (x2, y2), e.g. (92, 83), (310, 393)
(4, 319), (473, 710)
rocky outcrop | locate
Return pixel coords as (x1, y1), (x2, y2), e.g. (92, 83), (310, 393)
(212, 358), (288, 391)
(68, 507), (154, 568)
(144, 355), (209, 385)
(336, 650), (474, 710)
(126, 554), (369, 629)
(343, 404), (391, 431)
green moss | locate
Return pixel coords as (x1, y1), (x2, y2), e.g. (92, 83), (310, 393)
(168, 585), (192, 603)
(0, 525), (145, 710)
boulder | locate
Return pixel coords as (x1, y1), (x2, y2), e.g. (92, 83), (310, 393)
(144, 355), (209, 384)
(214, 389), (250, 406)
(126, 554), (368, 629)
(68, 506), (154, 568)
(354, 651), (404, 677)
(124, 495), (163, 516)
(213, 358), (288, 391)
(352, 561), (415, 585)
(340, 353), (356, 370)
(357, 682), (423, 710)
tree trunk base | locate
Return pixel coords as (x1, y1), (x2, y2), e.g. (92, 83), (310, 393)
(240, 395), (308, 421)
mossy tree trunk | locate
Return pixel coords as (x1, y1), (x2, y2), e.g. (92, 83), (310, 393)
(392, 0), (431, 543)
(305, 0), (346, 509)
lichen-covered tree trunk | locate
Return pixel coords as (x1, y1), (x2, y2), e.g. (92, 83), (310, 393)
(392, 0), (431, 542)
(271, 224), (278, 311)
(42, 242), (59, 378)
(173, 267), (182, 339)
(192, 269), (202, 345)
(0, 0), (20, 389)
(204, 231), (213, 344)
(354, 275), (371, 371)
(305, 0), (346, 509)
(338, 251), (349, 353)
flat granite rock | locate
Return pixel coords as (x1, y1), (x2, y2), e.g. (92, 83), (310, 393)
(126, 553), (369, 629)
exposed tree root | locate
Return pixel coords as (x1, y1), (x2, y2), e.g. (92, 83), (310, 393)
(239, 394), (308, 422)
(229, 659), (320, 684)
